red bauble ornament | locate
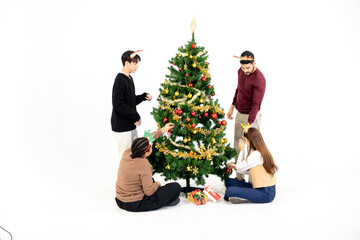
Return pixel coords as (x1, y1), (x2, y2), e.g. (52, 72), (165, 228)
(191, 111), (196, 117)
(186, 117), (190, 122)
(163, 117), (168, 123)
(191, 123), (196, 128)
(168, 128), (173, 134)
(219, 120), (222, 125)
(177, 109), (182, 115)
(204, 112), (208, 117)
(221, 120), (227, 126)
(211, 113), (218, 119)
(179, 67), (182, 71)
(226, 168), (231, 174)
(202, 77), (206, 81)
(208, 85), (212, 89)
(186, 73), (189, 77)
(173, 62), (176, 65)
(212, 93), (215, 96)
(191, 44), (196, 49)
(188, 82), (193, 87)
(199, 115), (202, 119)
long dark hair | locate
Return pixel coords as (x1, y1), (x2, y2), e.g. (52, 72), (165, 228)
(131, 137), (150, 159)
(244, 128), (278, 176)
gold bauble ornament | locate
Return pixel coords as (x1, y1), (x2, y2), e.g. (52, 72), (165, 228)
(220, 139), (225, 144)
(190, 55), (193, 59)
(175, 91), (179, 96)
(177, 53), (182, 57)
(187, 93), (192, 98)
(183, 138), (188, 143)
(166, 163), (170, 170)
(187, 137), (191, 141)
(224, 138), (228, 143)
(211, 137), (217, 144)
(164, 88), (169, 94)
(185, 52), (189, 57)
(192, 130), (197, 134)
(199, 98), (204, 103)
(192, 62), (197, 68)
(186, 164), (191, 171)
(164, 79), (167, 84)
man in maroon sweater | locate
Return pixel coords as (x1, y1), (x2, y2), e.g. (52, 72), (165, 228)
(227, 51), (266, 179)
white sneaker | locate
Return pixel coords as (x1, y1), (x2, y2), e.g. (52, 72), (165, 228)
(229, 197), (250, 204)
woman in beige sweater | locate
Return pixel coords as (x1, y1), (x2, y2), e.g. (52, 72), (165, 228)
(225, 127), (278, 203)
(115, 123), (182, 212)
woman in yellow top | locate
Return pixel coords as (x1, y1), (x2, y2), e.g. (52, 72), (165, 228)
(225, 127), (278, 203)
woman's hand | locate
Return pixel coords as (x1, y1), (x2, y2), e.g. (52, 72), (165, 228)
(227, 163), (237, 170)
(238, 139), (245, 151)
(162, 123), (175, 133)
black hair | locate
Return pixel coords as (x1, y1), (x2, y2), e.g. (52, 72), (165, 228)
(240, 50), (255, 64)
(131, 137), (150, 158)
(121, 50), (141, 66)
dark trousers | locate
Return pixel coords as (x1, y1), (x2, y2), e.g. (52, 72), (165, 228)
(115, 182), (181, 212)
(224, 178), (276, 203)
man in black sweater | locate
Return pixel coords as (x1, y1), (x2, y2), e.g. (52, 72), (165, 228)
(111, 50), (152, 160)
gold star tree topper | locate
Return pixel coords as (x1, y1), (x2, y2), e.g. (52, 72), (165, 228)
(190, 16), (197, 34)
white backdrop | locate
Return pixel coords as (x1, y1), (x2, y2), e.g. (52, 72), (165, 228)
(1, 0), (360, 239)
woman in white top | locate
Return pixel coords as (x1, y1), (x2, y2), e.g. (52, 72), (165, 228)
(225, 127), (278, 203)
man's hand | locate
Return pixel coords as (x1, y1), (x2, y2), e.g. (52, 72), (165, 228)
(227, 105), (234, 120)
(134, 118), (142, 126)
(145, 94), (152, 101)
(227, 163), (237, 170)
(162, 123), (175, 133)
(155, 181), (161, 187)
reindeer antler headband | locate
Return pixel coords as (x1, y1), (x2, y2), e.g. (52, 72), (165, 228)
(240, 122), (252, 134)
(126, 50), (142, 61)
(233, 56), (255, 61)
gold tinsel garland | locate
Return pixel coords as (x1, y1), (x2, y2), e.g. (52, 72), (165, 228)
(155, 137), (227, 160)
(155, 57), (226, 168)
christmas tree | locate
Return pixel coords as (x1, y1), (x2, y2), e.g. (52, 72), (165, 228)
(148, 19), (236, 191)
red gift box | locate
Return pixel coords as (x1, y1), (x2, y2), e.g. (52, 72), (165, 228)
(188, 189), (207, 205)
(203, 185), (221, 202)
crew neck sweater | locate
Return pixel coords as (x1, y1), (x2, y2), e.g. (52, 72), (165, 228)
(232, 68), (266, 124)
(111, 73), (147, 132)
(116, 130), (163, 202)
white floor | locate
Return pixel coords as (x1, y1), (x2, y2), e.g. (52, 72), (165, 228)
(1, 155), (360, 240)
(1, 0), (360, 239)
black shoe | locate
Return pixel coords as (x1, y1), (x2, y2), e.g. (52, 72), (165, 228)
(166, 198), (180, 206)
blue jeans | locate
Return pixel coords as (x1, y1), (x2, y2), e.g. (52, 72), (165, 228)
(224, 178), (276, 203)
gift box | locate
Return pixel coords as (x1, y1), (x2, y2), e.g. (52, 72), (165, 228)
(187, 189), (208, 205)
(203, 185), (221, 202)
